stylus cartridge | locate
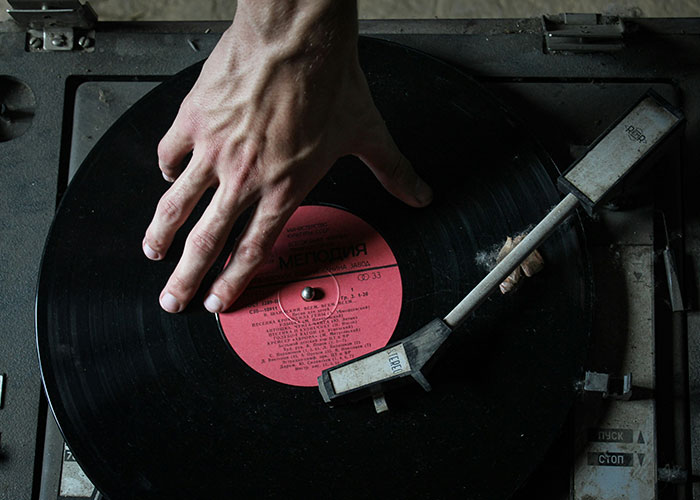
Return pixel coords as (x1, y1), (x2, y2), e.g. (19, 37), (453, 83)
(317, 318), (451, 411)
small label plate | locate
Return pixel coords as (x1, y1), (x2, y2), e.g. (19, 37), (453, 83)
(330, 344), (411, 394)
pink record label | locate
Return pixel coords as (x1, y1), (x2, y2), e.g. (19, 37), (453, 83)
(219, 205), (402, 387)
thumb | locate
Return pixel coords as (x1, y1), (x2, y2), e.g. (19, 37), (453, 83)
(355, 117), (433, 208)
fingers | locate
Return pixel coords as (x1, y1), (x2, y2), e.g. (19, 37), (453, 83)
(143, 159), (214, 261)
(203, 200), (294, 313)
(355, 115), (433, 208)
(158, 187), (248, 313)
(157, 119), (195, 182)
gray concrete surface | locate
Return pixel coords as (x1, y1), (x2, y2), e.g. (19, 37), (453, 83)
(2, 0), (700, 22)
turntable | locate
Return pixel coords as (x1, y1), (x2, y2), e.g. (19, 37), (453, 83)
(1, 4), (699, 499)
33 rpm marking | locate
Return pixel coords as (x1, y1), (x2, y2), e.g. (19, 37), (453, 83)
(218, 205), (402, 387)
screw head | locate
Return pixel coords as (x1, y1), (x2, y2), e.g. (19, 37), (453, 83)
(78, 36), (93, 48)
(28, 36), (42, 49)
(51, 35), (67, 47)
(301, 286), (316, 302)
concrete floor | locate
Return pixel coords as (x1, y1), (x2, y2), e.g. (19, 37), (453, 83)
(2, 0), (700, 21)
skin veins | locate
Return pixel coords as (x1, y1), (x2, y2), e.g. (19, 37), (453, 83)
(143, 0), (433, 314)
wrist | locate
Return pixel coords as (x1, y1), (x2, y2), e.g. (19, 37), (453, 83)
(232, 0), (358, 52)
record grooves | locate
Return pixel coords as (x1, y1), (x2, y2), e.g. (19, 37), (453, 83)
(37, 37), (591, 499)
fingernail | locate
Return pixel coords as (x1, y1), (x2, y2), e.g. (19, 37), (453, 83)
(143, 241), (161, 260)
(162, 172), (175, 183)
(204, 294), (224, 313)
(415, 178), (433, 206)
(160, 293), (182, 313)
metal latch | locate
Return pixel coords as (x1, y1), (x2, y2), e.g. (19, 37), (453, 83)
(6, 1), (97, 52)
(583, 371), (633, 400)
(542, 13), (624, 53)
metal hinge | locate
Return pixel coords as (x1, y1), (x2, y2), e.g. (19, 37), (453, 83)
(542, 13), (624, 53)
(6, 1), (97, 52)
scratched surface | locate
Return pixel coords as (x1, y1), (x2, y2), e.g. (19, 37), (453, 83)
(574, 245), (656, 499)
(3, 0), (698, 22)
(4, 15), (699, 500)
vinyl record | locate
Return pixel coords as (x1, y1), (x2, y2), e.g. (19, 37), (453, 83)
(37, 37), (591, 499)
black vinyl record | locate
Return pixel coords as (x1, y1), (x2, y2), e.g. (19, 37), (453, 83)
(37, 37), (591, 499)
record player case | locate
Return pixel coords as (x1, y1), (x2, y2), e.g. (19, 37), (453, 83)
(1, 13), (699, 500)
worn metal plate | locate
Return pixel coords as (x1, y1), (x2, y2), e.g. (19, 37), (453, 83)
(574, 246), (656, 500)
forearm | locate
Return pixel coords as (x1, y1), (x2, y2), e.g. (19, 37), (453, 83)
(192, 0), (361, 158)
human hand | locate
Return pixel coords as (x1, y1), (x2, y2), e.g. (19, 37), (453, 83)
(142, 0), (432, 314)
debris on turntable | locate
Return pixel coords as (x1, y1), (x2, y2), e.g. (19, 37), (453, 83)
(496, 232), (545, 294)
